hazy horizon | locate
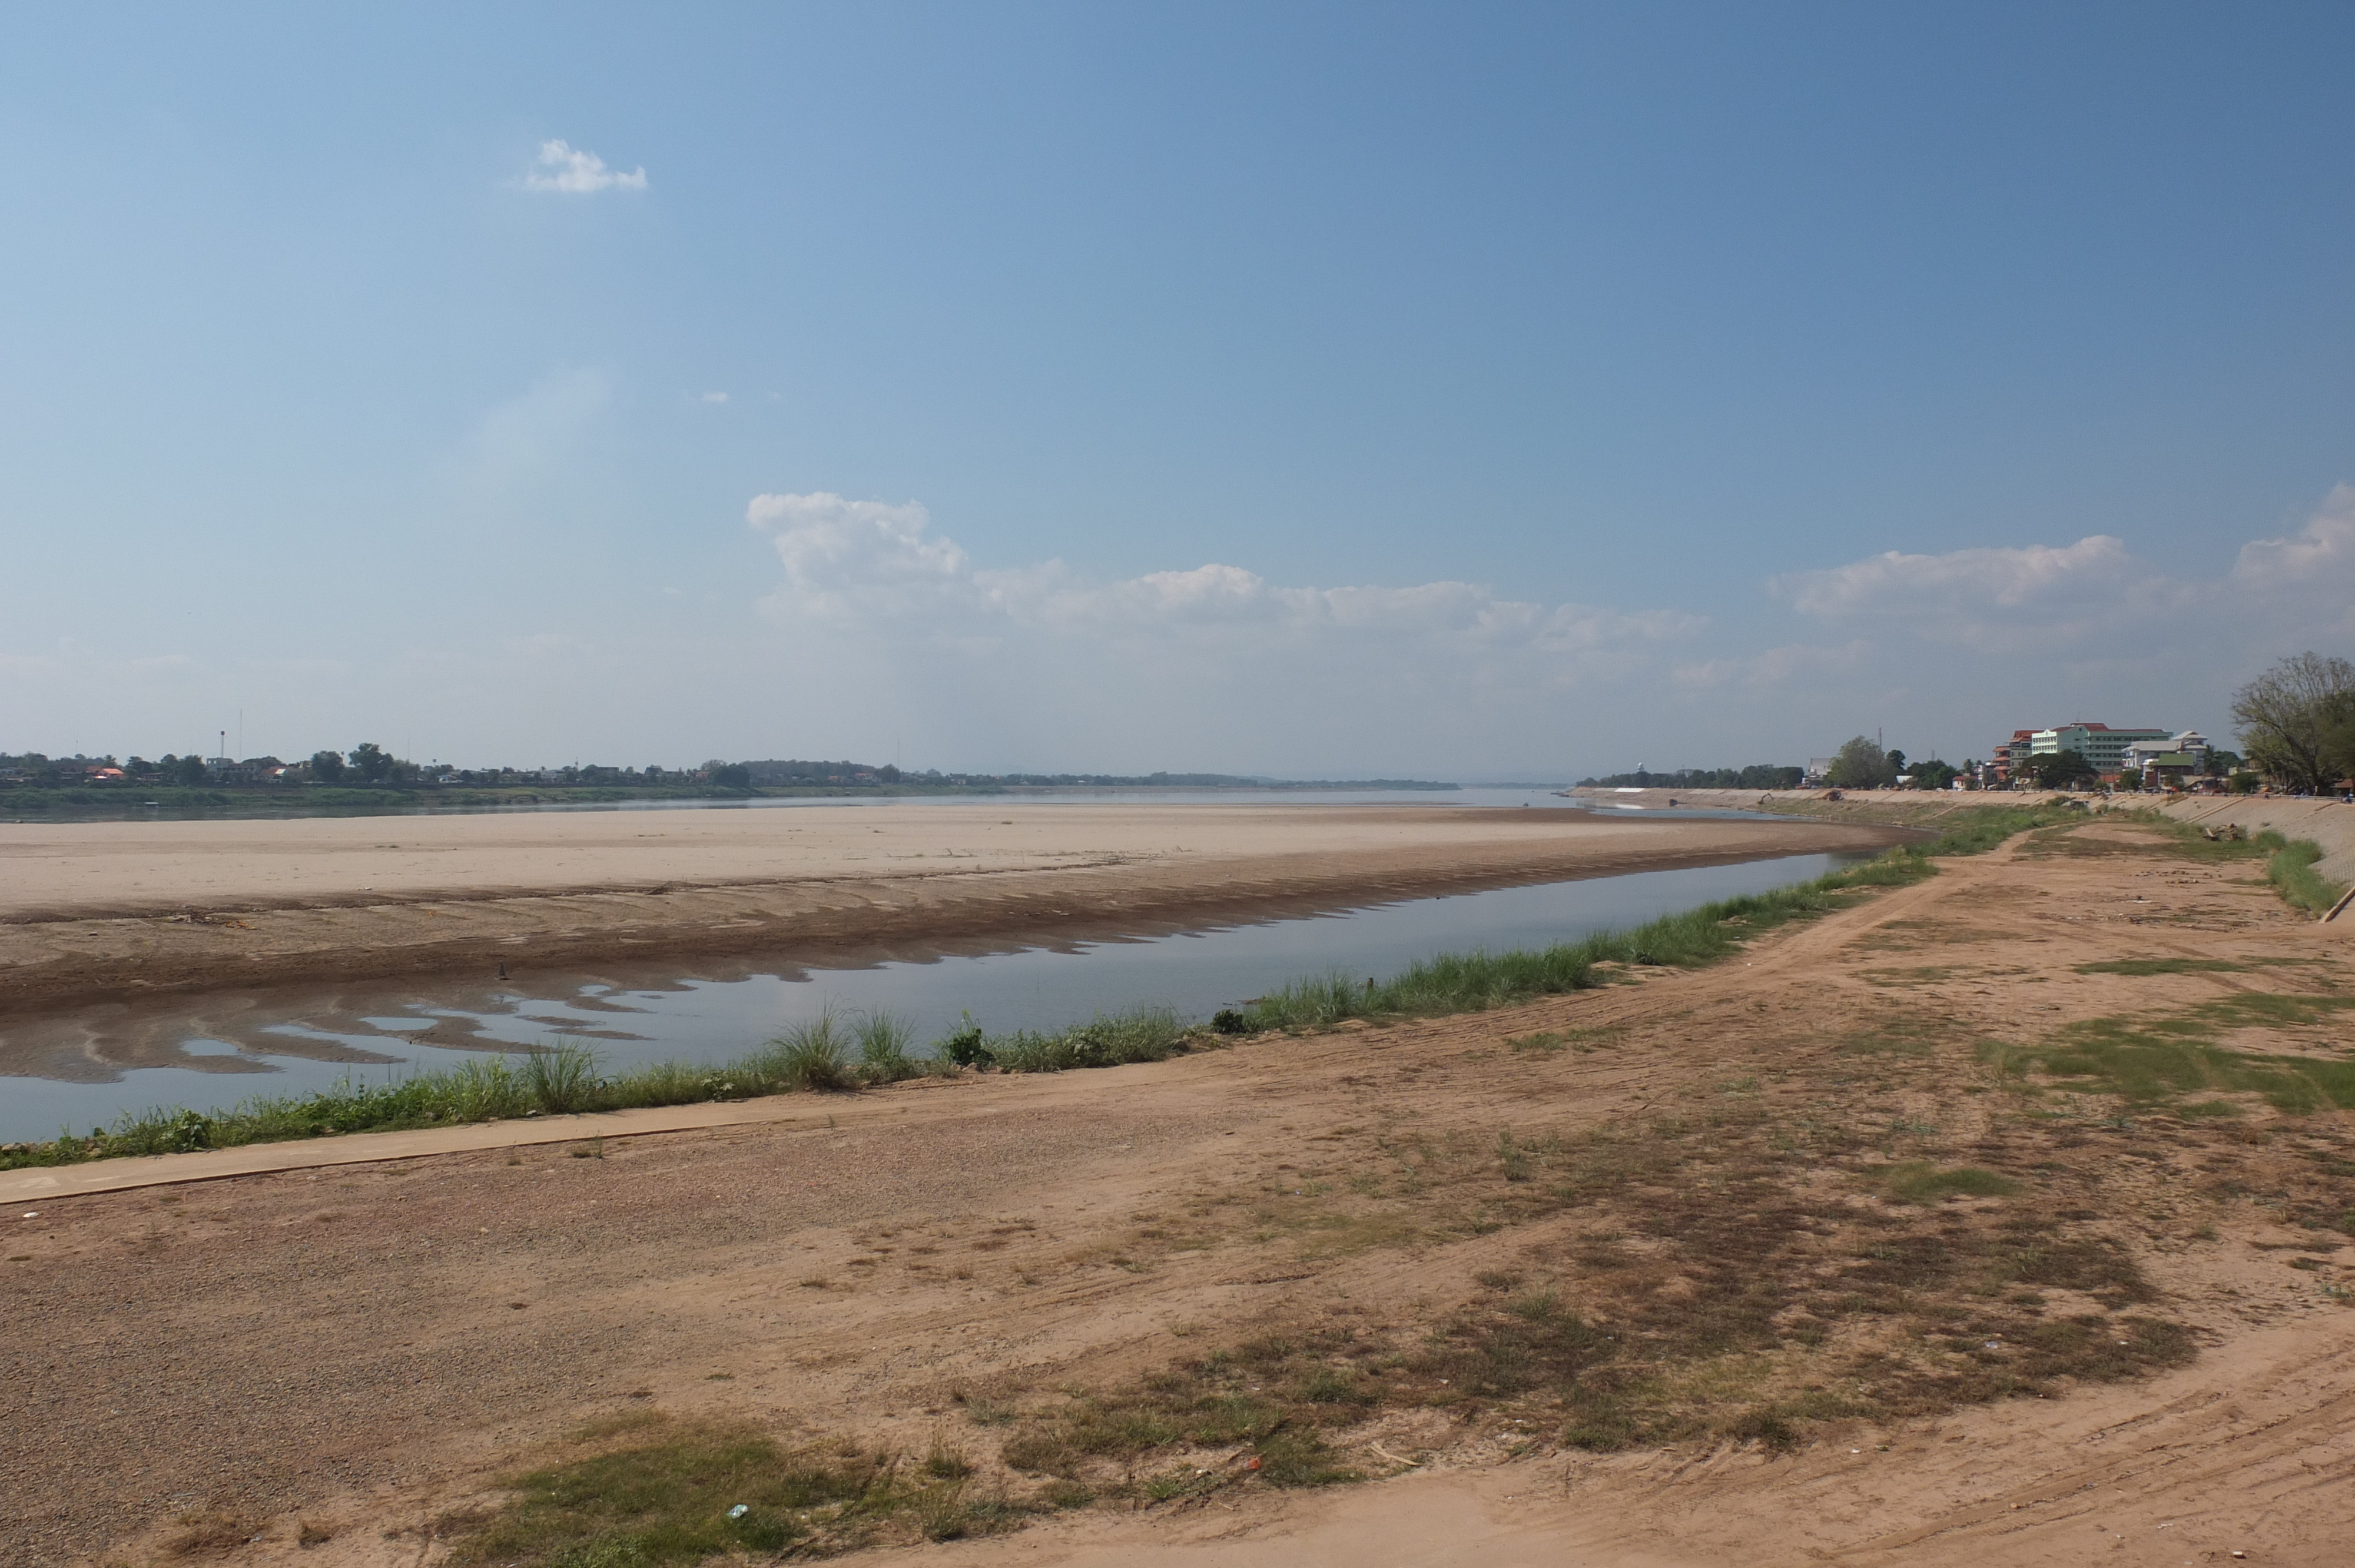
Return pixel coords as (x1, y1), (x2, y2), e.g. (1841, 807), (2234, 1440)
(5, 5), (2350, 779)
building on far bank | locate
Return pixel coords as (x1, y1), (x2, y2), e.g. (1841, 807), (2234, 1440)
(1989, 729), (2039, 785)
(2118, 730), (2211, 788)
(2029, 723), (2170, 776)
(2122, 730), (2208, 772)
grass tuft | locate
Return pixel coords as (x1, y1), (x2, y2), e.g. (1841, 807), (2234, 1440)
(855, 1011), (918, 1085)
(761, 1012), (857, 1093)
(988, 1009), (1190, 1073)
(1873, 1162), (2019, 1204)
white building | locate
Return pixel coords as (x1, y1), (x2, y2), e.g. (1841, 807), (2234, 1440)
(2029, 723), (2171, 774)
(2121, 730), (2210, 780)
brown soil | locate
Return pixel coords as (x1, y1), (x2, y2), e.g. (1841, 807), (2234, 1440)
(8, 819), (2353, 1567)
(0, 803), (1908, 1011)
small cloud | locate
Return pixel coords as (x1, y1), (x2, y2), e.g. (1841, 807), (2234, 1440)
(2231, 483), (2355, 592)
(700, 391), (728, 404)
(1773, 536), (2137, 620)
(525, 139), (647, 194)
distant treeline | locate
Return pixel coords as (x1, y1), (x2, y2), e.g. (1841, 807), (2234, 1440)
(737, 760), (1455, 790)
(1577, 765), (1805, 790)
(0, 748), (1460, 820)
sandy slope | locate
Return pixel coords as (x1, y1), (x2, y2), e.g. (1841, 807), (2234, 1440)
(0, 803), (1906, 1008)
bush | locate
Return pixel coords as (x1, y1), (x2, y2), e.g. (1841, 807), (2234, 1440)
(938, 1012), (994, 1067)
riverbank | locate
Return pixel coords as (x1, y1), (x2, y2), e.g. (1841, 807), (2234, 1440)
(0, 802), (1911, 1011)
(1570, 785), (2355, 891)
(11, 812), (2350, 1567)
(0, 846), (1925, 1177)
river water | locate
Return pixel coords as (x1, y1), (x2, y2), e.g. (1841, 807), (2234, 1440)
(0, 819), (1852, 1142)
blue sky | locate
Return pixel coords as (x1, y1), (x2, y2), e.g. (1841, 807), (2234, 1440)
(4, 3), (2351, 777)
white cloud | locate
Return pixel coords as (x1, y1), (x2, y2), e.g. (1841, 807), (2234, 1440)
(700, 391), (728, 404)
(1770, 534), (2158, 637)
(747, 493), (972, 620)
(744, 491), (1700, 670)
(2230, 484), (2355, 609)
(1772, 487), (2355, 656)
(524, 139), (648, 194)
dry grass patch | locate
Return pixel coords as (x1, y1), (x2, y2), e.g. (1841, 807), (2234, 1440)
(449, 1414), (1019, 1564)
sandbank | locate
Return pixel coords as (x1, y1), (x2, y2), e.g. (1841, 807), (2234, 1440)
(0, 802), (1909, 1009)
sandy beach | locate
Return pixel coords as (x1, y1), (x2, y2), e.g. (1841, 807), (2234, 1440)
(0, 802), (1910, 1010)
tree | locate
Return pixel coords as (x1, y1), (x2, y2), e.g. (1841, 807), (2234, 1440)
(2231, 652), (2355, 792)
(1909, 759), (1958, 791)
(2320, 705), (2355, 789)
(173, 754), (209, 785)
(310, 749), (347, 783)
(2024, 749), (2096, 789)
(349, 742), (391, 783)
(1826, 736), (1895, 789)
(709, 762), (752, 790)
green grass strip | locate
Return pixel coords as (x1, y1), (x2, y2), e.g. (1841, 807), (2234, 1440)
(1238, 802), (2078, 1032)
(2262, 834), (2346, 915)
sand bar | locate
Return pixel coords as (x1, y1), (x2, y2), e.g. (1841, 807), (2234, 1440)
(0, 802), (1909, 1009)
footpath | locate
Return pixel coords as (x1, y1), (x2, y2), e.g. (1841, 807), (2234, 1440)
(0, 1093), (831, 1204)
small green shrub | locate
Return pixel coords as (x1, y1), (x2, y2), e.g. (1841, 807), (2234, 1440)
(938, 1012), (994, 1067)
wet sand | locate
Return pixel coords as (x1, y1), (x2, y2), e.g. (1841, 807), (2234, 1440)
(0, 803), (1910, 1011)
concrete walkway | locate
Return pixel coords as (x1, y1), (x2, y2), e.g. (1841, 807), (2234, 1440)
(0, 1092), (838, 1205)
